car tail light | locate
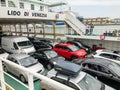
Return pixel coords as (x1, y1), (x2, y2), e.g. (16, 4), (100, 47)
(91, 55), (94, 58)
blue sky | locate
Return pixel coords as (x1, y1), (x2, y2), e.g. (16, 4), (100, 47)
(65, 0), (120, 18)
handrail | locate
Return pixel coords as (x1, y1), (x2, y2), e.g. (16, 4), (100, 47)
(0, 57), (75, 90)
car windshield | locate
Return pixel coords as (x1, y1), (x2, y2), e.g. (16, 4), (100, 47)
(17, 41), (32, 48)
(69, 45), (79, 51)
(78, 74), (101, 90)
(108, 63), (120, 76)
(19, 56), (38, 67)
(44, 50), (58, 59)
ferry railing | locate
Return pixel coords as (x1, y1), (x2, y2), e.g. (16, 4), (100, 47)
(0, 57), (75, 90)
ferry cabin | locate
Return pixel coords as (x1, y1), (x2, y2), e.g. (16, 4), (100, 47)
(0, 0), (70, 40)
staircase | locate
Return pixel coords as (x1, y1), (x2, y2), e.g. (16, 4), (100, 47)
(65, 11), (86, 36)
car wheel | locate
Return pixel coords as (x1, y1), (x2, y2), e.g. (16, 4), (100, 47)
(20, 75), (26, 83)
(4, 66), (8, 72)
(46, 64), (52, 70)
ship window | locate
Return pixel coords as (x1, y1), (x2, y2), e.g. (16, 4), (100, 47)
(19, 2), (24, 9)
(31, 4), (34, 10)
(8, 1), (16, 7)
(40, 6), (44, 11)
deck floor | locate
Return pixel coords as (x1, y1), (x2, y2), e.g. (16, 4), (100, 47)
(5, 74), (41, 90)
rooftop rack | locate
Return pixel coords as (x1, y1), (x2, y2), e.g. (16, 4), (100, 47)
(54, 61), (82, 77)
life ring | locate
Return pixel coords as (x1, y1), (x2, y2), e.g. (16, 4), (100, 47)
(100, 35), (105, 40)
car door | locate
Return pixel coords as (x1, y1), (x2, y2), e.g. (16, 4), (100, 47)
(61, 46), (72, 58)
(32, 52), (48, 67)
(97, 65), (120, 89)
(7, 57), (19, 77)
(82, 63), (99, 77)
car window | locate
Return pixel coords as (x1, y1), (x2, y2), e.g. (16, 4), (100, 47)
(99, 53), (111, 59)
(51, 77), (79, 90)
(63, 47), (71, 51)
(13, 42), (19, 50)
(82, 63), (98, 71)
(55, 45), (62, 49)
(116, 56), (120, 61)
(35, 52), (46, 58)
(8, 57), (18, 64)
(97, 65), (111, 74)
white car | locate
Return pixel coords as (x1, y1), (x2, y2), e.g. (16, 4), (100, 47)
(41, 61), (114, 90)
(93, 49), (120, 64)
(3, 54), (45, 83)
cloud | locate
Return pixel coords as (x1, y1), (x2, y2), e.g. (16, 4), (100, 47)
(66, 0), (120, 6)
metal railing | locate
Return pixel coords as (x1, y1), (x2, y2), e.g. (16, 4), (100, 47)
(0, 57), (74, 90)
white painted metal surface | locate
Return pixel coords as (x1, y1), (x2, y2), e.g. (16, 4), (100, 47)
(0, 57), (75, 90)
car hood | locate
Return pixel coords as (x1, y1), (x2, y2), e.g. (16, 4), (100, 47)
(49, 56), (65, 64)
(27, 63), (44, 73)
(21, 46), (36, 54)
(74, 49), (87, 55)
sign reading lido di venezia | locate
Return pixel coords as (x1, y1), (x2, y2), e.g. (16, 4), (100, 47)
(7, 10), (47, 17)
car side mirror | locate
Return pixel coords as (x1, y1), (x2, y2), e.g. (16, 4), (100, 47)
(108, 74), (113, 78)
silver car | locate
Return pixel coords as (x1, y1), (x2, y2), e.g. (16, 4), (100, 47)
(3, 54), (44, 83)
(41, 61), (114, 90)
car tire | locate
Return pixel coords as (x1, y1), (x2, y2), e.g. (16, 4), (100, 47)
(46, 64), (52, 70)
(20, 75), (26, 83)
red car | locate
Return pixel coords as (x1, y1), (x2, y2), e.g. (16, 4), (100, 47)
(53, 43), (87, 60)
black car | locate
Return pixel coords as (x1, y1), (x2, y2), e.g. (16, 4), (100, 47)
(36, 38), (54, 48)
(32, 41), (51, 50)
(78, 58), (120, 89)
(30, 49), (65, 70)
(66, 40), (92, 54)
(28, 37), (54, 48)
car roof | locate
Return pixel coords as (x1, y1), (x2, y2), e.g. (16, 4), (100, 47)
(47, 60), (86, 84)
(9, 54), (30, 60)
(48, 68), (86, 84)
(83, 58), (112, 66)
(55, 43), (73, 47)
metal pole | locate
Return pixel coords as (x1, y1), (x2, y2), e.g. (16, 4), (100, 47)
(33, 23), (36, 37)
(41, 22), (45, 38)
(28, 73), (34, 90)
(0, 59), (6, 90)
(52, 21), (56, 42)
(26, 24), (29, 37)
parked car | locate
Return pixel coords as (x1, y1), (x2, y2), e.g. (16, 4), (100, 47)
(3, 54), (45, 83)
(0, 48), (9, 59)
(79, 58), (120, 89)
(1, 36), (35, 54)
(53, 43), (87, 60)
(92, 49), (120, 65)
(66, 40), (92, 54)
(28, 37), (54, 48)
(31, 41), (51, 50)
(30, 48), (65, 70)
(37, 38), (54, 48)
(41, 60), (114, 90)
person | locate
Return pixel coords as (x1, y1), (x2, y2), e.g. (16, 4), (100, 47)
(85, 24), (90, 35)
(90, 24), (94, 35)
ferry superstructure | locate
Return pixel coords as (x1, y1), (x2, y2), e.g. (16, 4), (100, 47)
(0, 0), (86, 40)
